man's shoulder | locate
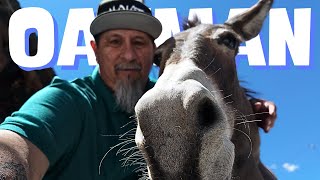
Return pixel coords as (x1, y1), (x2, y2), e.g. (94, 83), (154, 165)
(48, 76), (95, 94)
(32, 76), (99, 107)
(49, 76), (93, 87)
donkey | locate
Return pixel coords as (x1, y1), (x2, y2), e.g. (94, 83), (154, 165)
(0, 0), (55, 122)
(134, 0), (276, 179)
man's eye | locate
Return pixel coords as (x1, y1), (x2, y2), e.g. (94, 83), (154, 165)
(134, 40), (146, 47)
(109, 39), (121, 46)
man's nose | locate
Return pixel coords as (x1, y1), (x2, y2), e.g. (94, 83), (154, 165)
(121, 42), (137, 61)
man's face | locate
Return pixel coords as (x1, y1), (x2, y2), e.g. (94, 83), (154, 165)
(91, 29), (155, 91)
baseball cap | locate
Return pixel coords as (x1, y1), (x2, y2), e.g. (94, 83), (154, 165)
(90, 0), (162, 39)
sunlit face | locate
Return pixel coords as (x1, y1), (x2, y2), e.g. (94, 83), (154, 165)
(91, 29), (155, 91)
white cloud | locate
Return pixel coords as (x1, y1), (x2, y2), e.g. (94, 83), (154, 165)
(283, 163), (299, 172)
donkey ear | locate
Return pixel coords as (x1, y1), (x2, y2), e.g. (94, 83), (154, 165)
(225, 0), (273, 41)
(154, 37), (175, 66)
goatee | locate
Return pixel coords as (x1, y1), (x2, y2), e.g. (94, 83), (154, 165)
(114, 76), (144, 113)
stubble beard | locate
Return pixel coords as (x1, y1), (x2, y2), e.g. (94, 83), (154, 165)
(114, 76), (144, 114)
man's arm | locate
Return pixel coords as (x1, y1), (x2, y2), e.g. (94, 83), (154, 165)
(0, 130), (49, 179)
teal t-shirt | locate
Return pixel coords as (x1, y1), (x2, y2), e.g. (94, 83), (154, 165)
(0, 68), (155, 180)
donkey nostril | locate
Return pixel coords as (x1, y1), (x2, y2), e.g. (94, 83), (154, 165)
(198, 98), (219, 128)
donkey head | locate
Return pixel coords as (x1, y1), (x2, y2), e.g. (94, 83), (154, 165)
(135, 0), (274, 179)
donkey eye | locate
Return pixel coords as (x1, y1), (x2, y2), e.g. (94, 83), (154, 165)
(218, 34), (239, 50)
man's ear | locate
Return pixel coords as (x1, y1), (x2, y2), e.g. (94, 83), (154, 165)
(90, 40), (97, 53)
(90, 40), (99, 63)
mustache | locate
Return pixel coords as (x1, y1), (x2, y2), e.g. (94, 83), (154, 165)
(115, 63), (142, 71)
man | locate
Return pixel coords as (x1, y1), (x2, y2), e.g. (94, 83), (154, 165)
(0, 0), (276, 179)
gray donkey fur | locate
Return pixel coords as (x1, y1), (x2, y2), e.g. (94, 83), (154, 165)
(135, 0), (277, 179)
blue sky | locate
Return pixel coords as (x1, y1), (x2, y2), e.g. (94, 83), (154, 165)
(17, 0), (319, 179)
